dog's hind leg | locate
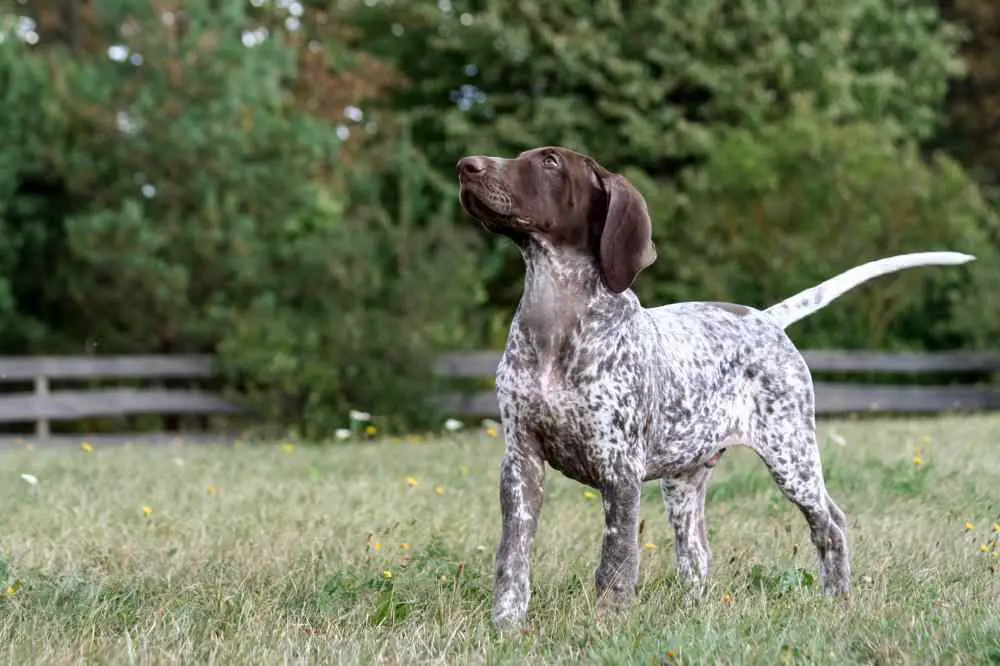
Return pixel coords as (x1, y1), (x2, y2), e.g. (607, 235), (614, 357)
(750, 400), (851, 596)
(661, 464), (715, 596)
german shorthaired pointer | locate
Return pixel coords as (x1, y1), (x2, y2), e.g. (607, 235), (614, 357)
(455, 146), (974, 629)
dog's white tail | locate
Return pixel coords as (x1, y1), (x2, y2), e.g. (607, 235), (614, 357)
(764, 251), (975, 330)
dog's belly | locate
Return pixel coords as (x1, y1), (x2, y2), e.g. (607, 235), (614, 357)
(641, 391), (753, 480)
(642, 432), (741, 481)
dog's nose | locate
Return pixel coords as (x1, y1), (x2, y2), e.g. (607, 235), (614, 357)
(457, 156), (487, 177)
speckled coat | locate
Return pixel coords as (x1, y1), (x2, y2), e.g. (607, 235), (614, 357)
(456, 146), (974, 630)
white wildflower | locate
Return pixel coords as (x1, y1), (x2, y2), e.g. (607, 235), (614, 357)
(335, 428), (351, 441)
(444, 418), (464, 432)
(20, 473), (38, 486)
(349, 410), (371, 422)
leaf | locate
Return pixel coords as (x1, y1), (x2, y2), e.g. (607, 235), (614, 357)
(367, 588), (413, 627)
(4, 579), (21, 598)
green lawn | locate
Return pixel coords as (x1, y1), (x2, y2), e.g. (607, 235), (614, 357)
(2, 416), (999, 665)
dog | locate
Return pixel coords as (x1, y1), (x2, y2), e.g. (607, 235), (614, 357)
(455, 145), (974, 629)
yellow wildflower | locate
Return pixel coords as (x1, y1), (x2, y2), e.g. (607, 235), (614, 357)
(405, 477), (418, 488)
(142, 505), (153, 518)
(643, 543), (656, 551)
(366, 425), (377, 437)
(282, 442), (295, 454)
(206, 484), (219, 496)
(583, 490), (598, 500)
(979, 544), (990, 553)
(912, 450), (924, 466)
(486, 427), (499, 438)
(399, 543), (410, 550)
(382, 570), (392, 580)
(435, 485), (445, 496)
(964, 521), (975, 532)
(992, 523), (1000, 534)
(722, 593), (733, 606)
(80, 442), (93, 453)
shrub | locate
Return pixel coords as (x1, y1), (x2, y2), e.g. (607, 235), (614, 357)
(216, 135), (485, 438)
(634, 106), (999, 350)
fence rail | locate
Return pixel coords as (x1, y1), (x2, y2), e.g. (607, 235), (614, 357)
(436, 350), (1000, 418)
(0, 355), (239, 440)
(0, 350), (997, 442)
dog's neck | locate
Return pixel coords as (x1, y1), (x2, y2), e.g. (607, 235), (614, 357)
(513, 240), (635, 365)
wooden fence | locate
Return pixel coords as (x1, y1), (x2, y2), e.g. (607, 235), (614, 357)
(1, 350), (999, 442)
(0, 355), (239, 441)
(436, 349), (1000, 418)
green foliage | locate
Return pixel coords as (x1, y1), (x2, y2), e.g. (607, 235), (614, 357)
(0, 25), (64, 349)
(0, 0), (481, 434)
(216, 133), (484, 437)
(0, 552), (21, 598)
(938, 0), (1000, 186)
(348, 0), (963, 170)
(347, 0), (987, 352)
(0, 0), (998, 433)
(636, 107), (1000, 350)
(745, 564), (816, 597)
(26, 0), (345, 352)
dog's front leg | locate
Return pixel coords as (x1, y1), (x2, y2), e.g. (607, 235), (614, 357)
(492, 447), (545, 630)
(595, 479), (642, 610)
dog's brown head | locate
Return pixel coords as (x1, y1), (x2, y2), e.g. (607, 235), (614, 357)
(456, 146), (656, 294)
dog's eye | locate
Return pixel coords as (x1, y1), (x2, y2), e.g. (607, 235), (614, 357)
(543, 155), (560, 169)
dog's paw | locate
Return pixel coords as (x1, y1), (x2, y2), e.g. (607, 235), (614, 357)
(491, 609), (528, 634)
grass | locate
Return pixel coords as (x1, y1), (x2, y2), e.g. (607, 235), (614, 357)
(1, 416), (999, 665)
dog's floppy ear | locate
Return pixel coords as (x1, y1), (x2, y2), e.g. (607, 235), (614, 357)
(591, 166), (657, 294)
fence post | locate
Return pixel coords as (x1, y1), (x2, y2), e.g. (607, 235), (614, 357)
(34, 375), (50, 439)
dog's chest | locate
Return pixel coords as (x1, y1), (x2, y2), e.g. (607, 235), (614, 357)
(497, 360), (641, 486)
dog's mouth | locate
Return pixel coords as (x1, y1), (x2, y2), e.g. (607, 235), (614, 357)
(459, 186), (518, 231)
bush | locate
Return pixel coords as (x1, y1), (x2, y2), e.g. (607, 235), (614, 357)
(345, 0), (972, 341)
(632, 106), (999, 350)
(216, 135), (485, 438)
(0, 1), (486, 435)
(0, 25), (68, 351)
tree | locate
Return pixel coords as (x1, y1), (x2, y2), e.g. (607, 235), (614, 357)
(2, 0), (396, 352)
(348, 0), (963, 174)
(937, 0), (1000, 187)
(0, 0), (485, 434)
(637, 106), (998, 350)
(346, 0), (990, 351)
